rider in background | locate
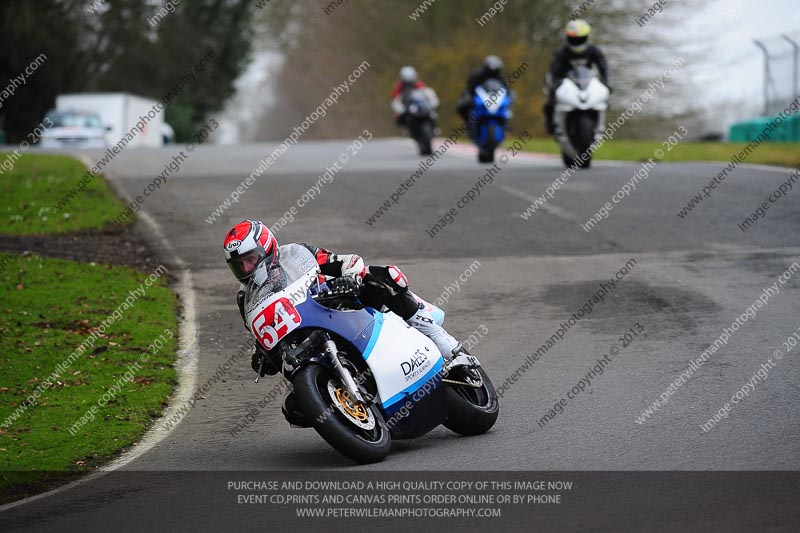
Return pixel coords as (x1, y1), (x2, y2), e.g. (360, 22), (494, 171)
(543, 19), (611, 134)
(390, 66), (439, 127)
(457, 55), (507, 123)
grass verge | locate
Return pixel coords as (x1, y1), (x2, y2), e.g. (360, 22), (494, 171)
(514, 139), (800, 168)
(0, 152), (126, 234)
(0, 153), (178, 503)
(0, 254), (178, 503)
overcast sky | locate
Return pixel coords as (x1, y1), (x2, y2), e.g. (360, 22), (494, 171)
(684, 0), (800, 114)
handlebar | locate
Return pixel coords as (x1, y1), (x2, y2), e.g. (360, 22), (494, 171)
(312, 275), (363, 302)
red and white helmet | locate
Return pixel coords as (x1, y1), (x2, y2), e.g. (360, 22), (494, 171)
(223, 220), (278, 283)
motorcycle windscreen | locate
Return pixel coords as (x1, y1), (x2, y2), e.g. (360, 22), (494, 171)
(405, 88), (432, 116)
(244, 244), (320, 316)
(474, 85), (508, 115)
(278, 243), (321, 283)
(555, 70), (609, 111)
(245, 244), (321, 351)
(568, 66), (593, 90)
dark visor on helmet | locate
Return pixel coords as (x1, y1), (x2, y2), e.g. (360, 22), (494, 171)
(567, 35), (588, 46)
(227, 248), (265, 281)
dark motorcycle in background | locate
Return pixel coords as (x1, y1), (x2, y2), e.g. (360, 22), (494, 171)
(393, 87), (439, 156)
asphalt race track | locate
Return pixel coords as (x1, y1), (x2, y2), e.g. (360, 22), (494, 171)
(3, 138), (799, 530)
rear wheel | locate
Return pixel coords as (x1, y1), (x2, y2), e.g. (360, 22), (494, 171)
(293, 364), (390, 464)
(443, 366), (499, 436)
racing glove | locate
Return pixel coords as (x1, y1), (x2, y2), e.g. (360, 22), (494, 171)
(327, 274), (361, 296)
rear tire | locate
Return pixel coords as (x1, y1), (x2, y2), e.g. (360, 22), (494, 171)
(443, 367), (499, 436)
(293, 364), (391, 464)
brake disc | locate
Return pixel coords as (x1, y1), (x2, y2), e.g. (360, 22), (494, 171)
(326, 379), (376, 430)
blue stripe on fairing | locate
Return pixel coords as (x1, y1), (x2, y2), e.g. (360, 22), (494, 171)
(381, 358), (443, 409)
(361, 312), (384, 360)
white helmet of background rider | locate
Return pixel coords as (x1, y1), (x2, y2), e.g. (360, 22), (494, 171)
(399, 66), (418, 84)
(482, 55), (503, 77)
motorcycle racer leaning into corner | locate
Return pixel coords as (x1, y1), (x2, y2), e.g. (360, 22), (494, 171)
(223, 219), (472, 426)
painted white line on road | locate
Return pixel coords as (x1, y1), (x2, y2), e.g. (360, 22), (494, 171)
(89, 160), (201, 451)
(498, 184), (577, 221)
(106, 213), (200, 463)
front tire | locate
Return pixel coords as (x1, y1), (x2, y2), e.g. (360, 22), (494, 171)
(418, 121), (433, 156)
(478, 130), (496, 163)
(293, 364), (391, 464)
(570, 113), (595, 169)
(443, 366), (499, 436)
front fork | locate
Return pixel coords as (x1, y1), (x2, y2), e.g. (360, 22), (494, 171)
(322, 334), (366, 404)
(275, 331), (367, 403)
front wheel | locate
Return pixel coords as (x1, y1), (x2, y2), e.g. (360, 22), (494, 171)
(293, 364), (391, 464)
(443, 366), (499, 436)
(477, 121), (498, 163)
(418, 121), (433, 156)
(570, 113), (595, 169)
(478, 148), (494, 163)
(561, 151), (575, 169)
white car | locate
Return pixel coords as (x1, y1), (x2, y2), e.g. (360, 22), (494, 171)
(39, 110), (109, 149)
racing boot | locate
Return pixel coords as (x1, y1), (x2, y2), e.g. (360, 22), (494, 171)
(405, 306), (462, 362)
(406, 311), (482, 383)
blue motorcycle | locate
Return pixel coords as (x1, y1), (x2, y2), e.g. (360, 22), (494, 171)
(245, 244), (498, 464)
(471, 79), (512, 163)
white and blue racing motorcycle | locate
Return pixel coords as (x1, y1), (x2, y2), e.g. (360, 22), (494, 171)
(245, 244), (498, 464)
